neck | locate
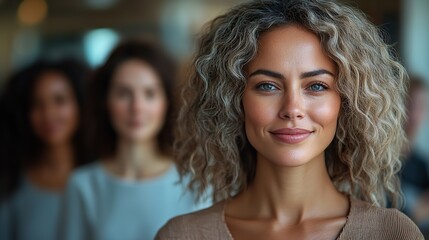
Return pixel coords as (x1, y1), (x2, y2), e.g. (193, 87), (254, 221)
(234, 154), (348, 224)
(110, 138), (171, 179)
(38, 143), (75, 172)
(25, 142), (75, 190)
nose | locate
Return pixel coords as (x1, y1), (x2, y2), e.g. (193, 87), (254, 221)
(42, 103), (57, 120)
(279, 90), (305, 120)
(131, 94), (146, 113)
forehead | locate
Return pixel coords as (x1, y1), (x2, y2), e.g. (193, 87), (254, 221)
(33, 71), (71, 92)
(259, 24), (321, 49)
(247, 24), (335, 74)
(111, 59), (161, 87)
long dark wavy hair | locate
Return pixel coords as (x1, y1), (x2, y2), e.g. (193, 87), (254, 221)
(0, 59), (90, 197)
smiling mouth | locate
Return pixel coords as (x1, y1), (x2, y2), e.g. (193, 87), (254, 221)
(269, 128), (313, 144)
(127, 121), (144, 128)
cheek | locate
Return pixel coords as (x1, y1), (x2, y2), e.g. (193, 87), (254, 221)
(60, 102), (79, 123)
(108, 98), (128, 122)
(243, 92), (278, 129)
(309, 95), (341, 132)
(149, 98), (168, 124)
(242, 91), (280, 149)
(29, 108), (42, 130)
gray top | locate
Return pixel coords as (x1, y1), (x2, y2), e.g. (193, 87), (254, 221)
(0, 178), (62, 240)
(58, 162), (209, 240)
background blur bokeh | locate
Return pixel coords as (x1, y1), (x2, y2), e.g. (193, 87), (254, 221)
(0, 0), (248, 76)
(1, 0), (427, 152)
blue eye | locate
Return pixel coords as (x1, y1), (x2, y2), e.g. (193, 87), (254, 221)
(308, 83), (327, 92)
(256, 83), (278, 91)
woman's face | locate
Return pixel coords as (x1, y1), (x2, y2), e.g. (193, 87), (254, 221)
(242, 25), (341, 167)
(30, 71), (80, 146)
(107, 59), (167, 143)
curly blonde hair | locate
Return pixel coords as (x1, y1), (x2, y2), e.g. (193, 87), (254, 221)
(175, 0), (407, 207)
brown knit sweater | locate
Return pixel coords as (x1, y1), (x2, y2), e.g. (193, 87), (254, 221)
(156, 198), (424, 240)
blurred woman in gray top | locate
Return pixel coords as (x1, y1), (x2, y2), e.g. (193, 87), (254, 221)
(58, 40), (209, 240)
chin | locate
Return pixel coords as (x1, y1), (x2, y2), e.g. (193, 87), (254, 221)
(259, 149), (320, 168)
(126, 135), (150, 142)
(270, 158), (311, 168)
(125, 131), (156, 143)
(42, 137), (69, 146)
(118, 125), (161, 143)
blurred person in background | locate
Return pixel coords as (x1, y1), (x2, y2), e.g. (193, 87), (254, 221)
(58, 40), (209, 240)
(0, 59), (90, 240)
(401, 75), (429, 236)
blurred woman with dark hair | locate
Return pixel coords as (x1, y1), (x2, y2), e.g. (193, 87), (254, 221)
(58, 40), (207, 240)
(0, 59), (89, 240)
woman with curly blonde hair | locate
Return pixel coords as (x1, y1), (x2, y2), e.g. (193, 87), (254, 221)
(157, 0), (423, 239)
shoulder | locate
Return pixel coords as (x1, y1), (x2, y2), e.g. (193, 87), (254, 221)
(343, 199), (423, 239)
(66, 162), (103, 194)
(156, 201), (230, 240)
(69, 162), (102, 183)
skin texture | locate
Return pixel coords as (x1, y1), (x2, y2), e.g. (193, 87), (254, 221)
(224, 25), (349, 240)
(104, 59), (171, 180)
(27, 71), (79, 190)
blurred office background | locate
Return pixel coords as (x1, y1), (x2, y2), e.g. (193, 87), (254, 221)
(0, 0), (249, 79)
(0, 0), (428, 235)
(2, 0), (426, 152)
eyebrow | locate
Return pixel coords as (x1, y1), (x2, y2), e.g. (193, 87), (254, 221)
(248, 69), (285, 80)
(248, 69), (335, 80)
(300, 69), (335, 78)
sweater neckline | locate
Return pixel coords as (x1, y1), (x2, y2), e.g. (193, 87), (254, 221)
(218, 196), (354, 240)
(96, 161), (177, 186)
(22, 176), (62, 197)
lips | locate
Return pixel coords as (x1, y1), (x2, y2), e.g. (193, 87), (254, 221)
(269, 128), (313, 144)
(128, 121), (144, 128)
(40, 122), (63, 135)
